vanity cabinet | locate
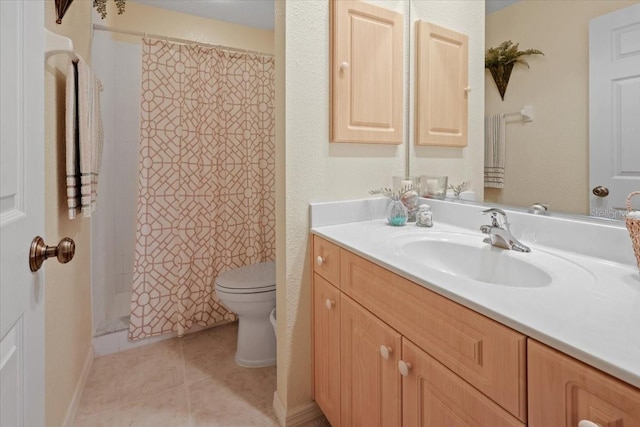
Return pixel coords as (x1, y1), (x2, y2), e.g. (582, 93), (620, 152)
(329, 0), (403, 144)
(312, 235), (526, 426)
(528, 339), (640, 427)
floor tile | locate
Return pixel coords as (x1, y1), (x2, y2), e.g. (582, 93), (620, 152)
(75, 385), (190, 427)
(75, 323), (285, 426)
(187, 367), (278, 427)
(77, 339), (184, 417)
(181, 323), (239, 383)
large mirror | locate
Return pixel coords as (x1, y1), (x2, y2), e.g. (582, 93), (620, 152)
(410, 0), (640, 220)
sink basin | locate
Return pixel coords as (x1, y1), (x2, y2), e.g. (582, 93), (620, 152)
(393, 232), (592, 288)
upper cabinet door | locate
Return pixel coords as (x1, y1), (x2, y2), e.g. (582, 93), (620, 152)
(330, 0), (404, 144)
(415, 21), (468, 147)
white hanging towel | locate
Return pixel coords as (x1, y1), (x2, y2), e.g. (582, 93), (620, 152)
(66, 56), (104, 219)
(484, 114), (505, 188)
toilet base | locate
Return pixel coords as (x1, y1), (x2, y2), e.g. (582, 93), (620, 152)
(235, 314), (276, 368)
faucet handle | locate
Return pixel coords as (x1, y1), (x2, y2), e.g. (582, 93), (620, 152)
(482, 208), (506, 216)
(482, 208), (507, 227)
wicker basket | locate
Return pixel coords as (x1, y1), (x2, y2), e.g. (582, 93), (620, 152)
(625, 191), (640, 269)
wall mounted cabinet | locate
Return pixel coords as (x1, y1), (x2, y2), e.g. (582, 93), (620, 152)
(330, 0), (404, 144)
(415, 21), (469, 147)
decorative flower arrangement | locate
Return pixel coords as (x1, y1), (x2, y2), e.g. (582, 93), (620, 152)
(369, 186), (420, 227)
(485, 41), (544, 100)
(448, 180), (471, 198)
(94, 0), (127, 19)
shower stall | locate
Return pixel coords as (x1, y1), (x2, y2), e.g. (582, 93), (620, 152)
(89, 27), (276, 348)
(90, 30), (142, 337)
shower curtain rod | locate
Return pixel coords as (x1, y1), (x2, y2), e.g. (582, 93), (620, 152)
(92, 24), (275, 58)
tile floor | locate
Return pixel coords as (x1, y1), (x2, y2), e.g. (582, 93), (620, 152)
(74, 322), (280, 426)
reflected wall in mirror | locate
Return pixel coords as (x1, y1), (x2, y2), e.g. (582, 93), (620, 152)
(484, 0), (638, 217)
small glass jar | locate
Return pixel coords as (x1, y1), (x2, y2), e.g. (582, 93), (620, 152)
(416, 204), (433, 227)
(387, 199), (408, 226)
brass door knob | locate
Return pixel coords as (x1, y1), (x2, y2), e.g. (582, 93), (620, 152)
(29, 236), (75, 272)
(592, 186), (609, 197)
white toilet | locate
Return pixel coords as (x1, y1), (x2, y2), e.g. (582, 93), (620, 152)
(215, 261), (276, 367)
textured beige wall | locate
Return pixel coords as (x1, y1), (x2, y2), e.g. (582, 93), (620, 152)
(44, 2), (93, 426)
(484, 0), (637, 214)
(275, 0), (409, 417)
(409, 1), (486, 201)
(96, 1), (274, 53)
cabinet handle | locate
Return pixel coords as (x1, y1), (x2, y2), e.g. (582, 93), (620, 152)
(464, 86), (471, 93)
(325, 299), (335, 310)
(398, 360), (412, 377)
(340, 61), (349, 71)
(578, 421), (602, 427)
(379, 345), (393, 360)
(316, 256), (324, 266)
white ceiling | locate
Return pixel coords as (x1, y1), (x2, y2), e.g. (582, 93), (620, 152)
(486, 0), (521, 15)
(129, 0), (275, 31)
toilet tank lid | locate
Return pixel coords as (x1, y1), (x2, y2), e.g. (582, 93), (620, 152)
(215, 261), (276, 290)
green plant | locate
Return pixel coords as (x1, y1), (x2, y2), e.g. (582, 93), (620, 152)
(485, 41), (544, 69)
(93, 0), (127, 19)
(485, 41), (543, 100)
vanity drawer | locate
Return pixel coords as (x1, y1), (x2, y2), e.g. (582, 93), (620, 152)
(340, 249), (527, 421)
(528, 339), (640, 427)
(313, 236), (340, 286)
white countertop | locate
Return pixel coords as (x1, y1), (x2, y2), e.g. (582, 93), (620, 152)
(311, 218), (640, 388)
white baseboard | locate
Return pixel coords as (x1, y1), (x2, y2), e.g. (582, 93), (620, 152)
(273, 392), (326, 427)
(63, 344), (94, 427)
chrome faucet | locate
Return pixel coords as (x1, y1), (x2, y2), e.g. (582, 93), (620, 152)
(480, 208), (531, 252)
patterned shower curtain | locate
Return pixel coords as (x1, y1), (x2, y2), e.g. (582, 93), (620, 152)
(129, 39), (275, 340)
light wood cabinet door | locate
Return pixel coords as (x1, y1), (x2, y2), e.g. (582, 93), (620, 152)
(313, 274), (342, 427)
(528, 339), (640, 427)
(401, 339), (524, 427)
(330, 0), (404, 144)
(415, 21), (468, 147)
(341, 295), (402, 427)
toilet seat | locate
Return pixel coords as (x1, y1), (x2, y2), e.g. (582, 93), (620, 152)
(215, 261), (275, 294)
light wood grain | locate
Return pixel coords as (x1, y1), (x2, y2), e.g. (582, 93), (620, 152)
(341, 294), (402, 427)
(415, 21), (468, 147)
(330, 0), (403, 144)
(340, 249), (527, 421)
(402, 339), (525, 427)
(528, 339), (640, 427)
(312, 274), (342, 427)
(313, 236), (341, 287)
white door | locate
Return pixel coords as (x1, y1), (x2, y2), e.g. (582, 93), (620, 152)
(589, 3), (640, 219)
(0, 1), (45, 426)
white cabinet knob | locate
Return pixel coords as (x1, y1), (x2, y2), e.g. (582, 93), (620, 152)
(578, 421), (602, 427)
(398, 360), (412, 377)
(379, 345), (393, 360)
(464, 86), (471, 93)
(316, 256), (324, 266)
(340, 61), (349, 71)
(325, 299), (335, 310)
